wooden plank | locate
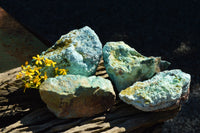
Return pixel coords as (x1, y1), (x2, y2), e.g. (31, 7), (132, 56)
(0, 7), (48, 73)
(0, 58), (186, 133)
(0, 67), (45, 128)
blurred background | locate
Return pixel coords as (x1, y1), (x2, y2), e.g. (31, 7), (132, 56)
(1, 0), (200, 132)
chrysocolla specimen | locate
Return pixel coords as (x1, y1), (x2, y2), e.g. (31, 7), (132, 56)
(37, 26), (102, 77)
(119, 69), (191, 111)
(103, 41), (170, 92)
(39, 75), (116, 118)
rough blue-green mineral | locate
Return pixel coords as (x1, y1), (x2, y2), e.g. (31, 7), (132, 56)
(39, 75), (116, 118)
(103, 41), (170, 92)
(119, 69), (191, 111)
(38, 26), (102, 77)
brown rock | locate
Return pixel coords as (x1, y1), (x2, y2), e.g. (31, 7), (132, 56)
(39, 75), (116, 118)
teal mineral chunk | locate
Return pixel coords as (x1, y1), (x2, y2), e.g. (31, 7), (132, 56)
(119, 69), (191, 111)
(35, 26), (102, 77)
(103, 41), (170, 92)
(39, 75), (116, 118)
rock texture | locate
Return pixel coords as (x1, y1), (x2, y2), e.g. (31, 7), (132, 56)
(103, 41), (170, 92)
(0, 59), (188, 133)
(39, 75), (116, 118)
(119, 69), (191, 111)
(38, 26), (102, 77)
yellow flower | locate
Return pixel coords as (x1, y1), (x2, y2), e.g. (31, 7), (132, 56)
(24, 82), (31, 93)
(33, 66), (42, 74)
(21, 65), (35, 77)
(59, 69), (68, 75)
(55, 67), (58, 73)
(44, 58), (52, 66)
(35, 82), (41, 88)
(25, 61), (29, 66)
(26, 65), (31, 70)
(25, 82), (31, 88)
(21, 65), (26, 70)
(28, 68), (35, 73)
(22, 64), (32, 71)
(44, 58), (56, 67)
(19, 55), (68, 91)
(16, 72), (23, 79)
(33, 75), (41, 87)
(52, 61), (56, 67)
(33, 75), (40, 83)
(22, 71), (34, 79)
(41, 72), (48, 80)
(32, 54), (44, 65)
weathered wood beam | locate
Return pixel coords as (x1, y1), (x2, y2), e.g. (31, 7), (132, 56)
(0, 7), (48, 73)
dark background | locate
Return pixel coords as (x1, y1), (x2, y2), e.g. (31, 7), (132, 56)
(1, 0), (200, 132)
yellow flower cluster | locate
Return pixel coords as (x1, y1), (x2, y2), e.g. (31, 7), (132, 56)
(16, 54), (68, 92)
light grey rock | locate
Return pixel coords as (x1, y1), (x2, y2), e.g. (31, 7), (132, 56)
(36, 26), (102, 77)
(39, 75), (116, 118)
(119, 69), (191, 111)
(103, 41), (170, 92)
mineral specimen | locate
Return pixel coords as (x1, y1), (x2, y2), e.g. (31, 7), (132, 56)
(103, 41), (170, 92)
(119, 69), (191, 111)
(37, 26), (102, 77)
(39, 75), (116, 118)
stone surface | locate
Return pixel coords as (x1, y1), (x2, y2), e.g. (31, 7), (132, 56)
(39, 75), (116, 118)
(103, 41), (170, 92)
(119, 69), (191, 111)
(37, 26), (102, 77)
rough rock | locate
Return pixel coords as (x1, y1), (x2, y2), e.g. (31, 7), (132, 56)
(103, 41), (170, 92)
(38, 26), (102, 77)
(119, 69), (191, 111)
(39, 75), (116, 118)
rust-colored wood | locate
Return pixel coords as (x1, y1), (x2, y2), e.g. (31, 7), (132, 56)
(0, 59), (186, 133)
(0, 7), (48, 73)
